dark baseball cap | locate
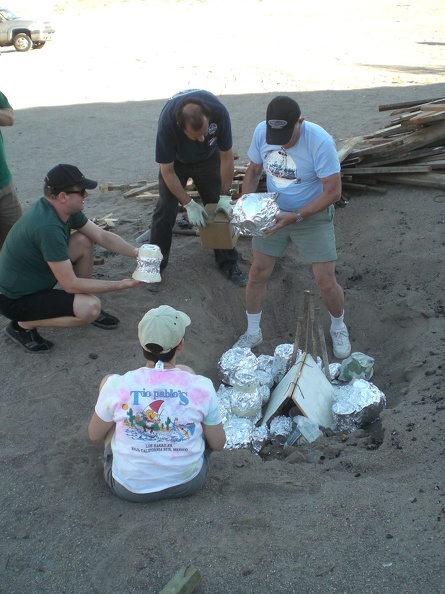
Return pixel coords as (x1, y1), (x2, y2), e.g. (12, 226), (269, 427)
(266, 96), (301, 145)
(44, 164), (98, 191)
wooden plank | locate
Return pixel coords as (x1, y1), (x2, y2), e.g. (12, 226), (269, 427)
(342, 182), (387, 193)
(346, 165), (432, 174)
(158, 566), (202, 594)
(336, 136), (364, 163)
(373, 172), (445, 190)
(123, 182), (158, 198)
(401, 110), (445, 125)
(378, 97), (445, 111)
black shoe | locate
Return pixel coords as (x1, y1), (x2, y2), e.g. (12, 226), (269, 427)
(146, 281), (161, 293)
(92, 310), (120, 329)
(5, 321), (54, 354)
(226, 265), (248, 287)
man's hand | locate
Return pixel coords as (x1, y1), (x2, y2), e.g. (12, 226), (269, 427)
(214, 195), (233, 217)
(184, 199), (208, 227)
(262, 212), (298, 238)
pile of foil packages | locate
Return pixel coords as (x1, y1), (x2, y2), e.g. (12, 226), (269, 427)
(231, 192), (280, 236)
(217, 345), (386, 452)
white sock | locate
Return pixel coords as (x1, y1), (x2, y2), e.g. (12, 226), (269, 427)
(247, 311), (262, 335)
(330, 311), (345, 332)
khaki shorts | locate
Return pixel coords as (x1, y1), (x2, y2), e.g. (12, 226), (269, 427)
(252, 205), (337, 264)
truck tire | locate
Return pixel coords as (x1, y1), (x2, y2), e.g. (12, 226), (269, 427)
(13, 33), (32, 52)
(32, 42), (45, 49)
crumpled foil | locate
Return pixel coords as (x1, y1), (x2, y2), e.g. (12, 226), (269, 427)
(332, 379), (386, 432)
(223, 416), (255, 450)
(251, 424), (270, 453)
(338, 352), (375, 382)
(269, 415), (293, 445)
(231, 192), (280, 236)
(272, 344), (295, 383)
(257, 354), (275, 387)
(216, 384), (234, 424)
(329, 363), (341, 381)
(218, 347), (258, 386)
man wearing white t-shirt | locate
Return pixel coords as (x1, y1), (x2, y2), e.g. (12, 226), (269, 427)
(88, 305), (226, 503)
(234, 96), (351, 359)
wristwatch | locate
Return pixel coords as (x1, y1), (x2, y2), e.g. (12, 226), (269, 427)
(294, 210), (304, 223)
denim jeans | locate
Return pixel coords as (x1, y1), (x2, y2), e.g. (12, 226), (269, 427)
(150, 151), (238, 271)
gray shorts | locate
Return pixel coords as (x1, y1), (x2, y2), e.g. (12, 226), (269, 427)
(0, 180), (22, 249)
(103, 443), (211, 503)
(252, 205), (337, 264)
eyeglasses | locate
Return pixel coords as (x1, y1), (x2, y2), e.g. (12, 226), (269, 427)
(64, 189), (87, 197)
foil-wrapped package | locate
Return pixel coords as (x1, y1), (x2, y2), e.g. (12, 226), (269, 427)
(231, 383), (262, 419)
(269, 415), (293, 445)
(332, 379), (386, 432)
(272, 344), (295, 383)
(329, 363), (341, 381)
(223, 416), (255, 450)
(338, 352), (375, 382)
(218, 347), (258, 386)
(251, 424), (270, 453)
(256, 354), (275, 389)
(216, 384), (234, 424)
(231, 192), (280, 236)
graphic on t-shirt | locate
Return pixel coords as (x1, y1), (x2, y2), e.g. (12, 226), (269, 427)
(264, 149), (301, 187)
(122, 399), (195, 443)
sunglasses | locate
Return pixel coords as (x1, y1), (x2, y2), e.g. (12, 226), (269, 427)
(64, 189), (88, 197)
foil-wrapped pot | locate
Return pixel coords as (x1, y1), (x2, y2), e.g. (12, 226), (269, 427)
(251, 424), (270, 453)
(231, 382), (262, 419)
(272, 344), (295, 383)
(218, 347), (257, 386)
(329, 363), (341, 382)
(231, 192), (280, 236)
(223, 417), (255, 450)
(132, 244), (162, 282)
(216, 384), (234, 424)
(332, 379), (386, 432)
(338, 352), (375, 382)
(256, 354), (275, 389)
(269, 415), (293, 445)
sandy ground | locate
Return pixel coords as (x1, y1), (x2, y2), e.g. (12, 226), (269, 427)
(1, 1), (445, 592)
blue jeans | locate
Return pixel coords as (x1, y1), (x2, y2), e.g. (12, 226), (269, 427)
(150, 151), (238, 271)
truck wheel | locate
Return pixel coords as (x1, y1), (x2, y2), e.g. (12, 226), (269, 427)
(32, 42), (46, 49)
(13, 33), (32, 52)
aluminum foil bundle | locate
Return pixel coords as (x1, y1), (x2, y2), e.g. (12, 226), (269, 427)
(272, 344), (295, 383)
(269, 415), (293, 445)
(329, 363), (341, 381)
(132, 244), (162, 283)
(256, 354), (275, 388)
(218, 346), (257, 386)
(223, 416), (255, 450)
(231, 192), (280, 236)
(332, 379), (386, 432)
(231, 383), (262, 420)
(251, 424), (270, 453)
(216, 384), (234, 424)
(338, 352), (375, 382)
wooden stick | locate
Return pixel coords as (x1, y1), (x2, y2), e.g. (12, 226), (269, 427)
(316, 307), (331, 381)
(378, 97), (445, 111)
(308, 292), (317, 360)
(302, 291), (311, 354)
(291, 317), (303, 366)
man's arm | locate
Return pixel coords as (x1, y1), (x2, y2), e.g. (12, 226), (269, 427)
(240, 161), (264, 194)
(79, 220), (138, 259)
(0, 107), (14, 127)
(202, 422), (226, 451)
(159, 162), (192, 206)
(219, 148), (234, 193)
(263, 172), (341, 238)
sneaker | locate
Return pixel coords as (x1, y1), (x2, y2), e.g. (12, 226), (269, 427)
(92, 310), (120, 329)
(226, 266), (248, 287)
(330, 326), (351, 359)
(233, 329), (263, 349)
(146, 281), (161, 293)
(5, 321), (54, 354)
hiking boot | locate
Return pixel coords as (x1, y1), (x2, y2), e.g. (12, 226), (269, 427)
(5, 321), (54, 354)
(330, 326), (351, 359)
(233, 329), (263, 349)
(226, 266), (248, 287)
(92, 310), (120, 329)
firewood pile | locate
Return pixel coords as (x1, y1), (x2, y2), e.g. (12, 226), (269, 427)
(338, 96), (445, 195)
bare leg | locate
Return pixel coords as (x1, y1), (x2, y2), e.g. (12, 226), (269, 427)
(246, 251), (277, 313)
(311, 261), (344, 317)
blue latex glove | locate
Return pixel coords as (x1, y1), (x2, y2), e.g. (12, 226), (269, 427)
(184, 199), (208, 227)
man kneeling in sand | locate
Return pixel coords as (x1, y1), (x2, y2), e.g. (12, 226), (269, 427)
(88, 305), (226, 503)
(0, 163), (142, 353)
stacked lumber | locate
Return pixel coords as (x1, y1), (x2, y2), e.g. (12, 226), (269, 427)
(339, 96), (445, 193)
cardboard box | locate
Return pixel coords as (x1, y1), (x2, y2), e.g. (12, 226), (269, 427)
(199, 204), (239, 249)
